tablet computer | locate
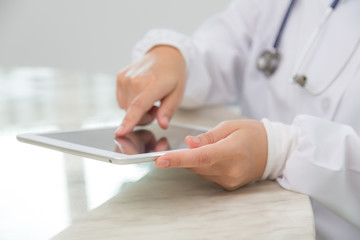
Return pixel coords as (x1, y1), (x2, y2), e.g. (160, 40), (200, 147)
(17, 123), (208, 164)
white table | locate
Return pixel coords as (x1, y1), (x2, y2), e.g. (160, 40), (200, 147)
(0, 68), (315, 240)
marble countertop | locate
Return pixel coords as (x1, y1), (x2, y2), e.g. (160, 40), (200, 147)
(0, 68), (315, 240)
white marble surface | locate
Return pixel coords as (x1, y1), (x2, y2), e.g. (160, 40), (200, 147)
(52, 170), (313, 240)
(0, 68), (315, 240)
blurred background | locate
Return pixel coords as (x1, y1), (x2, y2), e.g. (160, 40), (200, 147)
(0, 2), (231, 239)
(0, 0), (231, 75)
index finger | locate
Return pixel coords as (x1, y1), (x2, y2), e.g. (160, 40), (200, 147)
(115, 91), (160, 136)
(156, 143), (221, 169)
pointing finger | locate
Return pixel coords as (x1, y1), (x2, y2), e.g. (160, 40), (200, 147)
(115, 90), (160, 136)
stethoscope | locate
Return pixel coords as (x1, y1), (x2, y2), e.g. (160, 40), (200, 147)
(256, 0), (360, 95)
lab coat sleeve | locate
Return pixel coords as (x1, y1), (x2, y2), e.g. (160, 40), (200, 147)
(132, 1), (261, 108)
(262, 115), (360, 229)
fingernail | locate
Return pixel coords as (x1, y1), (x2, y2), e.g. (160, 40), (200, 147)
(157, 159), (170, 168)
(162, 116), (169, 126)
(191, 136), (201, 144)
(115, 125), (125, 135)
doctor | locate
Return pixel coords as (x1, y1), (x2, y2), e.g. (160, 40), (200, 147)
(115, 0), (360, 239)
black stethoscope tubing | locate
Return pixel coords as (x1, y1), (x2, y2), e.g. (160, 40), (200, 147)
(273, 0), (297, 50)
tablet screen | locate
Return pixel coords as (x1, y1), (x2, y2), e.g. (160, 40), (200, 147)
(39, 124), (205, 155)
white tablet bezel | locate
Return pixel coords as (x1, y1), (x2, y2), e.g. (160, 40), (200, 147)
(17, 122), (209, 165)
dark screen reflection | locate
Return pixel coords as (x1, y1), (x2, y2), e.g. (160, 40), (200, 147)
(114, 129), (170, 155)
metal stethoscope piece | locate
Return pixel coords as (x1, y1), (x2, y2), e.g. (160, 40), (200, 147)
(256, 0), (297, 77)
(256, 0), (344, 93)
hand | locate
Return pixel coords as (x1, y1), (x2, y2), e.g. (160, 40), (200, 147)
(115, 46), (187, 136)
(155, 120), (268, 191)
(114, 129), (170, 154)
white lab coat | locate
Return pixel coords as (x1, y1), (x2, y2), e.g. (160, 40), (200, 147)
(132, 0), (360, 239)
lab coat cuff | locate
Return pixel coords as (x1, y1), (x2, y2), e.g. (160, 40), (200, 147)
(132, 29), (193, 71)
(261, 119), (300, 180)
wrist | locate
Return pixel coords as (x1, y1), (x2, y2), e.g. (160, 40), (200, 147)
(147, 45), (186, 72)
(132, 29), (192, 70)
(261, 119), (300, 180)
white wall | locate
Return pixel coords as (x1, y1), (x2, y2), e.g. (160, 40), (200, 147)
(0, 0), (230, 75)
